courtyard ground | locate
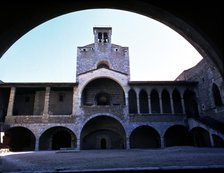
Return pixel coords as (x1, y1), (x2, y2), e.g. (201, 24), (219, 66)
(1, 146), (224, 172)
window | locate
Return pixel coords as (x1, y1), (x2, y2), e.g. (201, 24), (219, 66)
(97, 61), (110, 69)
(95, 92), (110, 105)
(59, 95), (64, 102)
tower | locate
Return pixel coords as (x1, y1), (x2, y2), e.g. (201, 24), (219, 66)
(76, 27), (130, 80)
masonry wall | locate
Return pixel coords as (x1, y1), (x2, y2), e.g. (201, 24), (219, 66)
(76, 44), (129, 76)
(176, 59), (224, 121)
(49, 89), (73, 115)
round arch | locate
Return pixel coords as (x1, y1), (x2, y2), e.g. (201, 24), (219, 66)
(80, 115), (126, 149)
(4, 126), (35, 151)
(130, 125), (161, 149)
(81, 77), (125, 106)
(190, 127), (211, 147)
(39, 126), (77, 150)
(164, 125), (193, 147)
(0, 2), (222, 77)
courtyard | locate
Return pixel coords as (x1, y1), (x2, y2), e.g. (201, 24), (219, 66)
(1, 146), (224, 172)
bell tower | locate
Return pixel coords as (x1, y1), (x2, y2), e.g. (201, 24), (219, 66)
(76, 27), (130, 79)
(94, 27), (112, 45)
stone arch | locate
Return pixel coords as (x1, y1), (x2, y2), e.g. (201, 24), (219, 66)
(81, 77), (125, 106)
(212, 134), (224, 147)
(184, 89), (199, 117)
(212, 83), (223, 107)
(130, 125), (161, 149)
(150, 89), (160, 113)
(139, 89), (149, 114)
(39, 126), (77, 150)
(80, 115), (126, 149)
(164, 125), (193, 147)
(162, 89), (171, 113)
(172, 89), (183, 114)
(190, 127), (211, 147)
(128, 89), (137, 114)
(4, 126), (35, 151)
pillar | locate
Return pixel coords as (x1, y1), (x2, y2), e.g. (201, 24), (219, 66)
(35, 137), (39, 151)
(181, 96), (186, 114)
(6, 87), (16, 117)
(72, 87), (77, 115)
(136, 90), (140, 114)
(43, 87), (50, 121)
(170, 96), (174, 114)
(148, 96), (151, 114)
(159, 94), (163, 114)
(209, 132), (215, 147)
(76, 138), (80, 150)
(126, 137), (130, 149)
(160, 136), (165, 148)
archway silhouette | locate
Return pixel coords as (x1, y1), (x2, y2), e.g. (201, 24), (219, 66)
(0, 2), (223, 77)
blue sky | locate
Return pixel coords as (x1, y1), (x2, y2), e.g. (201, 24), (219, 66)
(0, 9), (202, 82)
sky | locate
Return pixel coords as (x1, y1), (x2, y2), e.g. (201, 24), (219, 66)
(0, 9), (203, 82)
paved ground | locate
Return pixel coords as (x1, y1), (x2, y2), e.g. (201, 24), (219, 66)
(1, 146), (224, 172)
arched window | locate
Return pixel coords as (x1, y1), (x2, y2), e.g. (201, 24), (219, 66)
(151, 89), (160, 113)
(98, 32), (102, 42)
(162, 90), (171, 113)
(172, 89), (183, 114)
(128, 89), (137, 113)
(184, 90), (199, 117)
(212, 83), (223, 107)
(139, 89), (149, 114)
(97, 61), (110, 69)
(95, 92), (110, 105)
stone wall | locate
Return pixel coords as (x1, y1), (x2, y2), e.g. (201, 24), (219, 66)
(176, 59), (224, 121)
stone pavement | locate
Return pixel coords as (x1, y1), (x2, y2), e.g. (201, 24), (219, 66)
(1, 146), (224, 172)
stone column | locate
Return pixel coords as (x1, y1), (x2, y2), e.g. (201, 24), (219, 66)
(170, 96), (174, 114)
(43, 87), (50, 121)
(6, 87), (16, 117)
(136, 90), (140, 114)
(159, 95), (163, 114)
(160, 136), (165, 148)
(181, 96), (186, 114)
(126, 137), (130, 149)
(209, 132), (215, 147)
(76, 138), (80, 150)
(72, 87), (78, 115)
(124, 92), (129, 121)
(148, 96), (151, 114)
(35, 136), (39, 151)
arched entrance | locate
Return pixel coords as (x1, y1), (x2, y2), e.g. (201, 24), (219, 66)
(190, 127), (211, 147)
(4, 127), (35, 151)
(130, 126), (160, 149)
(80, 116), (126, 149)
(164, 125), (193, 147)
(39, 126), (76, 150)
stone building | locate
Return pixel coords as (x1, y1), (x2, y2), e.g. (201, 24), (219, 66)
(0, 27), (223, 151)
